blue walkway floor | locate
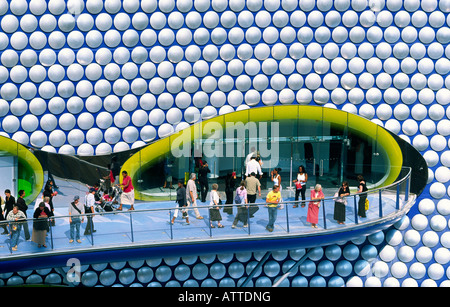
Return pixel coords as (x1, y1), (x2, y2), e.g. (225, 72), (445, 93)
(0, 185), (399, 258)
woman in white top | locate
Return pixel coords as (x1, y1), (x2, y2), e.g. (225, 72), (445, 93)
(271, 168), (281, 189)
(293, 165), (308, 208)
(209, 183), (224, 228)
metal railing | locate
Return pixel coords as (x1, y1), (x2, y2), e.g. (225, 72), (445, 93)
(0, 167), (411, 256)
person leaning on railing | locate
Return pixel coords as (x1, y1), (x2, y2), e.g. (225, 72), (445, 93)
(6, 205), (26, 251)
(307, 184), (325, 229)
(265, 185), (281, 232)
(334, 181), (350, 225)
(32, 202), (51, 248)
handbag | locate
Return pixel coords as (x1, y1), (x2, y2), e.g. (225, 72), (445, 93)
(235, 194), (241, 204)
(312, 192), (321, 207)
(365, 198), (369, 210)
(334, 192), (347, 205)
(295, 181), (302, 189)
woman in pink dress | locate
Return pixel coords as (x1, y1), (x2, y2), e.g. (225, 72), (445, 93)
(119, 170), (135, 211)
(307, 184), (324, 228)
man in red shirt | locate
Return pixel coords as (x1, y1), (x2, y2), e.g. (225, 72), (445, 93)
(119, 170), (135, 211)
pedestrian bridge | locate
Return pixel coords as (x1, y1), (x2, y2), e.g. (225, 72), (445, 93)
(0, 106), (428, 274)
(0, 166), (417, 274)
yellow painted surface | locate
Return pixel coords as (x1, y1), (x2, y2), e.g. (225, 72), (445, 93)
(0, 136), (44, 203)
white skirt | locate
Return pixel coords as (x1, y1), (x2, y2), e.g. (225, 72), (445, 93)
(121, 189), (135, 205)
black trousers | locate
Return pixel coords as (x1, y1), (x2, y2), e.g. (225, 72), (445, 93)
(358, 196), (367, 218)
(246, 194), (259, 217)
(22, 220), (30, 240)
(84, 207), (95, 235)
(84, 216), (95, 235)
(223, 190), (234, 214)
(334, 201), (346, 222)
(294, 185), (306, 206)
(233, 206), (248, 225)
(199, 181), (208, 202)
(247, 194), (256, 204)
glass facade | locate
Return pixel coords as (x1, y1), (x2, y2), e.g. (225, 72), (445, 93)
(125, 106), (398, 202)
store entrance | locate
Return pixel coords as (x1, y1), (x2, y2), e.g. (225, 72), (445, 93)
(277, 136), (346, 192)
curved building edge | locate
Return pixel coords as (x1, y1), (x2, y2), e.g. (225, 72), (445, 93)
(0, 193), (416, 275)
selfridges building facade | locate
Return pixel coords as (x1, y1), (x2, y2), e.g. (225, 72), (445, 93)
(0, 0), (449, 287)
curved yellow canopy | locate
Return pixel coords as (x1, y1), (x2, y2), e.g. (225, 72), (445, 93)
(121, 105), (403, 201)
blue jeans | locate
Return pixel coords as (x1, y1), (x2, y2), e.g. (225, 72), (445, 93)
(10, 224), (21, 247)
(70, 217), (81, 240)
(267, 207), (278, 229)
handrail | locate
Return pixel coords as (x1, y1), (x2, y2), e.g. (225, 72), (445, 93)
(0, 189), (405, 224)
(0, 166), (412, 256)
(0, 166), (412, 221)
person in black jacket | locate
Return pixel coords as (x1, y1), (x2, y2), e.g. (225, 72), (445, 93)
(16, 190), (30, 240)
(32, 202), (51, 248)
(198, 161), (211, 203)
(223, 172), (237, 214)
(357, 175), (368, 218)
(1, 189), (16, 234)
(333, 182), (350, 225)
(3, 189), (15, 222)
(43, 180), (56, 220)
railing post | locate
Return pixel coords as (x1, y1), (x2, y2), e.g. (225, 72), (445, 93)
(321, 199), (327, 230)
(285, 202), (290, 233)
(169, 209), (173, 240)
(7, 221), (12, 254)
(354, 195), (358, 225)
(90, 214), (94, 246)
(48, 218), (54, 249)
(379, 190), (383, 218)
(405, 175), (410, 202)
(129, 211), (134, 243)
(247, 205), (251, 235)
(208, 206), (212, 237)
